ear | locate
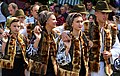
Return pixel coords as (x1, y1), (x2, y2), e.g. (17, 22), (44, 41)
(95, 12), (97, 16)
(72, 23), (73, 27)
(46, 21), (48, 24)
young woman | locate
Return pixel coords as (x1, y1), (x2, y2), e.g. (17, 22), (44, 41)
(88, 14), (96, 22)
(1, 17), (28, 76)
(27, 11), (58, 76)
(56, 13), (92, 76)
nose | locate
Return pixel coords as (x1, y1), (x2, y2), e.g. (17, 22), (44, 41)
(55, 20), (57, 23)
(80, 22), (83, 26)
(16, 26), (20, 31)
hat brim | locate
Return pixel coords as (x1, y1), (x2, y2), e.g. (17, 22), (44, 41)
(80, 12), (89, 14)
(69, 10), (78, 13)
(100, 10), (112, 13)
(69, 10), (89, 14)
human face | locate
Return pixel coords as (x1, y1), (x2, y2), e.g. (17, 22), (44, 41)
(81, 14), (87, 21)
(25, 3), (30, 8)
(10, 22), (20, 34)
(46, 14), (57, 29)
(60, 7), (66, 14)
(72, 16), (83, 31)
(95, 11), (109, 23)
(87, 2), (92, 10)
(17, 16), (25, 23)
(31, 5), (39, 19)
(8, 5), (17, 16)
(89, 16), (94, 22)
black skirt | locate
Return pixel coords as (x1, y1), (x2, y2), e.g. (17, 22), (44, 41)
(2, 56), (26, 76)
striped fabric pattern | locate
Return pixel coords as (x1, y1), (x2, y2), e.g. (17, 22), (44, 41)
(58, 0), (80, 5)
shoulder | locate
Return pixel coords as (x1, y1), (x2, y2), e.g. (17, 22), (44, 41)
(52, 30), (60, 38)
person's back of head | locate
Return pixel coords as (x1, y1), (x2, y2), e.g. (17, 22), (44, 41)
(54, 5), (61, 15)
(38, 5), (49, 13)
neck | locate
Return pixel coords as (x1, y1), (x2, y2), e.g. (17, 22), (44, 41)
(97, 19), (105, 28)
(45, 25), (53, 34)
(10, 32), (18, 39)
(73, 29), (80, 38)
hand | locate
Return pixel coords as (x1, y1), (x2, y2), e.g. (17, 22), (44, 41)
(0, 28), (3, 33)
(33, 26), (42, 40)
(2, 32), (9, 43)
(88, 40), (93, 48)
(103, 51), (112, 60)
(61, 32), (71, 42)
(61, 32), (71, 55)
(63, 39), (71, 49)
(111, 23), (117, 30)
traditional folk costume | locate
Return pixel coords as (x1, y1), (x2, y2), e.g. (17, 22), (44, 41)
(1, 33), (28, 76)
(84, 1), (118, 76)
(88, 21), (117, 76)
(56, 31), (89, 76)
(27, 29), (59, 76)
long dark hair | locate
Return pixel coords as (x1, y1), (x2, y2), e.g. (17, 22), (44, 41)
(88, 14), (96, 21)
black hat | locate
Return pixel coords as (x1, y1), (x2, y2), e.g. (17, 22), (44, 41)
(95, 1), (112, 12)
(70, 4), (89, 14)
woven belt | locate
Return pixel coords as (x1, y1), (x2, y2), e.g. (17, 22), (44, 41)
(15, 54), (22, 58)
(58, 67), (79, 76)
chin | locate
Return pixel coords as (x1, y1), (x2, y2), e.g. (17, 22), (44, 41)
(53, 25), (56, 28)
(78, 28), (81, 30)
(14, 32), (19, 34)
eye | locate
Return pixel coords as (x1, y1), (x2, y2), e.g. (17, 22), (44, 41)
(80, 21), (83, 23)
(14, 25), (16, 27)
(17, 26), (20, 28)
(76, 20), (83, 23)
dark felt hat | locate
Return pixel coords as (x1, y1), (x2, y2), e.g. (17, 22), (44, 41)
(70, 4), (89, 14)
(95, 1), (112, 13)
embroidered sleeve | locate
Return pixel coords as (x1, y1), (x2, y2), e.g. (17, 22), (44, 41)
(56, 39), (71, 66)
(26, 44), (38, 56)
(114, 57), (120, 71)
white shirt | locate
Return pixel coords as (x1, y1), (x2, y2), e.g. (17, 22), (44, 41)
(26, 16), (35, 24)
(110, 35), (120, 64)
(0, 2), (6, 23)
(100, 27), (104, 53)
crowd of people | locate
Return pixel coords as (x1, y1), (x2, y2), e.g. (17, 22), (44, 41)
(0, 0), (120, 76)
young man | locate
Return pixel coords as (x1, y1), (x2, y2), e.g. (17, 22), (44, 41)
(86, 1), (95, 16)
(89, 1), (118, 76)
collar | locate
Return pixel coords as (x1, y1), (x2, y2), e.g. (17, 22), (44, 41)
(0, 2), (3, 6)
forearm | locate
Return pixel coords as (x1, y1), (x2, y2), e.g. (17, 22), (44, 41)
(65, 48), (70, 56)
(1, 42), (6, 55)
(33, 38), (40, 49)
